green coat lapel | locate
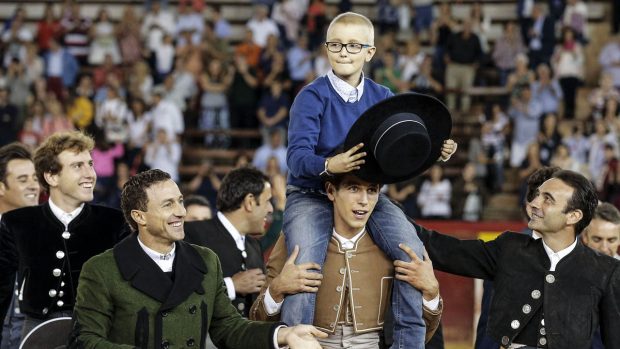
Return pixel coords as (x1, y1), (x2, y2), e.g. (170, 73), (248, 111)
(113, 235), (208, 309)
(160, 241), (207, 311)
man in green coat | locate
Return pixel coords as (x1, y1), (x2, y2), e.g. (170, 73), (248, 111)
(68, 169), (326, 349)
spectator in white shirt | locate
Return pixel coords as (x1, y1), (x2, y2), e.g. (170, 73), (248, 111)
(144, 128), (182, 182)
(2, 12), (34, 68)
(175, 4), (204, 46)
(246, 5), (280, 48)
(141, 1), (176, 54)
(399, 38), (426, 83)
(562, 0), (588, 42)
(96, 87), (132, 144)
(150, 86), (184, 142)
(417, 165), (452, 219)
(599, 35), (620, 89)
(155, 33), (175, 83)
(271, 0), (308, 47)
(252, 130), (287, 175)
(88, 9), (121, 65)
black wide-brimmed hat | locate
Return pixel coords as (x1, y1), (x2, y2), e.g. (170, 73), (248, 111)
(343, 93), (452, 184)
(20, 317), (72, 349)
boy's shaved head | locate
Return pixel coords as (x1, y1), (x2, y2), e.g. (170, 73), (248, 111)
(327, 12), (375, 46)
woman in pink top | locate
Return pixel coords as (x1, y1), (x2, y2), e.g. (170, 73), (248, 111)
(91, 130), (125, 204)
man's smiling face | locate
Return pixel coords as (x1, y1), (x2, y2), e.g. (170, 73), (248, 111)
(0, 159), (39, 211)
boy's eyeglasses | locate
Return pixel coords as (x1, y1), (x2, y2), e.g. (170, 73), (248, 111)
(325, 42), (372, 54)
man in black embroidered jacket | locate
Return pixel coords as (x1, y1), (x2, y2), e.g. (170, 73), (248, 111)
(416, 170), (620, 349)
(0, 143), (40, 348)
(0, 132), (127, 337)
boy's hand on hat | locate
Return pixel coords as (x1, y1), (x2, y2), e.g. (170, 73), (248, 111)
(328, 143), (367, 174)
(439, 139), (457, 162)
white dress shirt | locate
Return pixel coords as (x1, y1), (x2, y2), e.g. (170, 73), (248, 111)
(137, 236), (176, 272)
(48, 199), (84, 229)
(327, 69), (365, 103)
(217, 212), (247, 300)
(541, 238), (578, 271)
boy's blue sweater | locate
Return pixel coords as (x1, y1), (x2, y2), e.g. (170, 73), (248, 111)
(287, 75), (392, 190)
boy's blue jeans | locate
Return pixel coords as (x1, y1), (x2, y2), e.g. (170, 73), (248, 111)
(282, 187), (426, 349)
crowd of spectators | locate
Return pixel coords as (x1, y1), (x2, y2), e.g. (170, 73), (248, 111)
(0, 0), (619, 221)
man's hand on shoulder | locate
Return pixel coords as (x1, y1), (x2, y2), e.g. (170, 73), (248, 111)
(232, 268), (266, 295)
(270, 245), (322, 302)
(394, 244), (439, 301)
(277, 325), (328, 348)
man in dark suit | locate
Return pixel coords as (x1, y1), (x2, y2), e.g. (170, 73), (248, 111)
(185, 167), (272, 316)
(418, 170), (620, 349)
(69, 169), (326, 348)
(0, 132), (127, 338)
(527, 4), (556, 69)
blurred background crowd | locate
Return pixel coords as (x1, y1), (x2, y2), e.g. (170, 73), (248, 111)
(0, 0), (618, 223)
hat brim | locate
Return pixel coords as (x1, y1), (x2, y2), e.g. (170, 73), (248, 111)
(20, 317), (72, 349)
(344, 93), (452, 184)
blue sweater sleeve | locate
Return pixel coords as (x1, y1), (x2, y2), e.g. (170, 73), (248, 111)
(287, 86), (326, 179)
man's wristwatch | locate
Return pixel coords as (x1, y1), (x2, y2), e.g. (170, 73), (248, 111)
(320, 158), (333, 177)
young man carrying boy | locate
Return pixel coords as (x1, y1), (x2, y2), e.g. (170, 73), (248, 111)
(250, 173), (443, 348)
(284, 12), (455, 348)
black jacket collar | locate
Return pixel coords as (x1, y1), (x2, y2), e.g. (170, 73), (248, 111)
(41, 201), (93, 231)
(113, 234), (207, 311)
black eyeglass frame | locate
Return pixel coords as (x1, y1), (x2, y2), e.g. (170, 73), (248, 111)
(325, 42), (373, 54)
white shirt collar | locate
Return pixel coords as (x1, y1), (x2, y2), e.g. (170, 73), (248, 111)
(137, 235), (176, 272)
(327, 69), (365, 103)
(541, 237), (578, 271)
(48, 199), (84, 228)
(614, 253), (620, 261)
(217, 211), (246, 251)
(332, 227), (366, 250)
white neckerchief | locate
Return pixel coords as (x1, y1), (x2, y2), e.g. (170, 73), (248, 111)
(332, 227), (366, 250)
(48, 199), (84, 229)
(217, 211), (246, 251)
(541, 238), (577, 271)
(327, 69), (365, 103)
(137, 235), (176, 272)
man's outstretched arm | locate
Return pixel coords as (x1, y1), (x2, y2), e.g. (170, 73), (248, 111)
(411, 221), (501, 280)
